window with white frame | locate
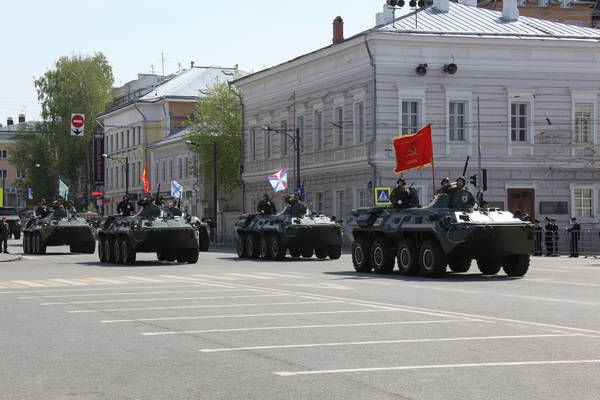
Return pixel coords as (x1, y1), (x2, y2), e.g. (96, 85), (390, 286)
(120, 131), (124, 150)
(510, 102), (529, 142)
(0, 150), (7, 159)
(169, 159), (173, 179)
(572, 187), (594, 218)
(335, 106), (344, 147)
(335, 189), (345, 218)
(126, 129), (130, 148)
(314, 110), (323, 150)
(449, 101), (467, 141)
(281, 120), (288, 156)
(185, 157), (189, 178)
(110, 135), (114, 153)
(178, 159), (183, 178)
(265, 129), (271, 159)
(251, 128), (256, 161)
(574, 103), (593, 144)
(161, 160), (166, 183)
(354, 102), (365, 143)
(16, 169), (24, 179)
(402, 100), (420, 135)
(355, 189), (368, 208)
(137, 127), (141, 145)
(297, 116), (304, 152)
(315, 192), (324, 213)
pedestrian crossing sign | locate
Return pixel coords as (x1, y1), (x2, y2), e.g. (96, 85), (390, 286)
(374, 187), (392, 206)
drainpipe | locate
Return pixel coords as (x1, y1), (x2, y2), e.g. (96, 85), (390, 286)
(228, 81), (245, 213)
(363, 34), (379, 189)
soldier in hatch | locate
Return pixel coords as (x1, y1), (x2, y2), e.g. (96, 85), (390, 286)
(389, 178), (412, 209)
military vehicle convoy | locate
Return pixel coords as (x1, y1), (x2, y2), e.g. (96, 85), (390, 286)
(235, 203), (343, 260)
(22, 207), (96, 255)
(97, 204), (199, 265)
(346, 191), (534, 277)
(187, 216), (210, 252)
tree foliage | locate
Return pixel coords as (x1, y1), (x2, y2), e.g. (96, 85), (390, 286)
(11, 53), (113, 205)
(185, 80), (242, 194)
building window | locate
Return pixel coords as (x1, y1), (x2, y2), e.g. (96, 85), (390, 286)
(184, 157), (189, 178)
(314, 110), (323, 150)
(137, 127), (141, 145)
(126, 129), (130, 148)
(355, 189), (368, 208)
(511, 102), (529, 142)
(354, 102), (364, 143)
(110, 135), (114, 153)
(402, 100), (420, 135)
(154, 163), (159, 187)
(161, 160), (166, 183)
(16, 169), (24, 179)
(335, 106), (344, 147)
(335, 190), (345, 219)
(265, 128), (271, 160)
(251, 128), (256, 161)
(0, 170), (7, 179)
(572, 187), (594, 218)
(449, 101), (467, 141)
(0, 150), (7, 159)
(296, 116), (304, 152)
(574, 103), (593, 144)
(281, 120), (288, 156)
(120, 131), (124, 150)
(315, 192), (324, 213)
(178, 158), (183, 178)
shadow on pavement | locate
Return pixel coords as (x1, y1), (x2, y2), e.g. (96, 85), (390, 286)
(323, 270), (521, 283)
(76, 261), (192, 268)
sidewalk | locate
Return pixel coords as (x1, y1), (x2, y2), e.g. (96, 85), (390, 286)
(0, 253), (22, 262)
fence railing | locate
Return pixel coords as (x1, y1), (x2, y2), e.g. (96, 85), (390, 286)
(535, 229), (596, 257)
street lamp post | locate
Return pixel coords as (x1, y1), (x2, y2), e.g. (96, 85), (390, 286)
(262, 126), (301, 190)
(102, 154), (129, 195)
(185, 140), (218, 241)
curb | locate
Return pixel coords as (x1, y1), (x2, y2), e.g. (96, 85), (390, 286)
(0, 254), (22, 263)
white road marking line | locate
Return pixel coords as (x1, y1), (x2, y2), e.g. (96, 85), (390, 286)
(2, 284), (209, 295)
(529, 278), (600, 288)
(21, 288), (250, 299)
(48, 279), (89, 286)
(10, 280), (46, 287)
(142, 319), (479, 336)
(223, 273), (275, 280)
(281, 283), (352, 290)
(275, 359), (600, 376)
(84, 277), (127, 284)
(189, 274), (239, 281)
(120, 276), (166, 283)
(69, 300), (340, 313)
(254, 272), (307, 279)
(157, 275), (209, 282)
(200, 333), (581, 353)
(43, 293), (287, 306)
(102, 309), (399, 323)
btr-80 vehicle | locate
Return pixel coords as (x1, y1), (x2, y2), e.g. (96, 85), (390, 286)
(346, 191), (534, 277)
(97, 204), (199, 265)
(235, 203), (343, 260)
(22, 207), (96, 255)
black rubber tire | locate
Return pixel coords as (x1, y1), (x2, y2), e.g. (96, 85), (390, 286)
(396, 239), (419, 275)
(289, 248), (301, 258)
(269, 235), (286, 260)
(121, 238), (136, 265)
(327, 245), (342, 260)
(157, 250), (166, 261)
(236, 234), (247, 258)
(259, 235), (272, 259)
(502, 254), (530, 277)
(104, 238), (115, 263)
(246, 234), (259, 259)
(187, 248), (199, 264)
(352, 238), (372, 272)
(301, 247), (314, 258)
(198, 239), (209, 252)
(69, 245), (80, 254)
(38, 235), (46, 255)
(418, 240), (447, 277)
(98, 238), (107, 262)
(448, 256), (471, 273)
(165, 251), (177, 262)
(477, 257), (502, 275)
(22, 234), (29, 254)
(371, 238), (395, 274)
(83, 242), (96, 254)
(113, 238), (122, 264)
(315, 248), (328, 259)
(32, 234), (39, 255)
(14, 231), (20, 240)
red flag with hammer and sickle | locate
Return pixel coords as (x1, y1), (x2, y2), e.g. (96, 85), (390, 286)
(392, 124), (433, 174)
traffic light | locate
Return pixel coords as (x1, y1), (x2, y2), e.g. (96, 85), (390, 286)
(469, 174), (477, 187)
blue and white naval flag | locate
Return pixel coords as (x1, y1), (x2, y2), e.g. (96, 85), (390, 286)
(27, 187), (33, 200)
(171, 180), (183, 198)
(58, 179), (69, 200)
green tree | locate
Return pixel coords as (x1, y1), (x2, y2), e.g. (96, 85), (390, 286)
(12, 53), (113, 206)
(185, 80), (242, 196)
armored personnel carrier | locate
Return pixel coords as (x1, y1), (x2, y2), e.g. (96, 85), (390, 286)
(22, 207), (96, 255)
(346, 191), (534, 277)
(235, 203), (343, 260)
(187, 216), (210, 252)
(97, 203), (199, 265)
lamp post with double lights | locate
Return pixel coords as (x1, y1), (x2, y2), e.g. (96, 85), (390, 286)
(102, 154), (129, 196)
(262, 125), (301, 191)
(185, 140), (218, 240)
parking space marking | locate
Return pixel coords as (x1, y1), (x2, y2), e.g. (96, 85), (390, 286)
(101, 309), (400, 324)
(42, 293), (284, 306)
(21, 288), (251, 299)
(142, 319), (478, 336)
(199, 333), (581, 353)
(275, 359), (600, 376)
(69, 300), (341, 314)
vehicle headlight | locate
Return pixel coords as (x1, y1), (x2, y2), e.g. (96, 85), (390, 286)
(132, 224), (140, 231)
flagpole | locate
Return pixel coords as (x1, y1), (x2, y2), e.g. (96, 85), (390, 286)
(431, 158), (436, 198)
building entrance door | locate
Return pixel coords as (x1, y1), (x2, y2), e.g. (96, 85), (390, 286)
(507, 188), (535, 220)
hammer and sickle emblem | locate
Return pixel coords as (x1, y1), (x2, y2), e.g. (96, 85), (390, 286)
(407, 146), (417, 157)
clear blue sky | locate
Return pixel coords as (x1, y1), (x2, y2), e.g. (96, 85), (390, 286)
(0, 0), (384, 124)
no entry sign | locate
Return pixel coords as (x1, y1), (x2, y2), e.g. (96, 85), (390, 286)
(70, 113), (85, 136)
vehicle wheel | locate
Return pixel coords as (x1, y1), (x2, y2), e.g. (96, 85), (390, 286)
(186, 248), (199, 264)
(269, 235), (286, 260)
(157, 250), (166, 261)
(113, 238), (122, 264)
(236, 234), (247, 258)
(198, 238), (210, 252)
(14, 231), (20, 240)
(98, 238), (107, 262)
(289, 248), (301, 258)
(246, 234), (259, 259)
(259, 235), (272, 259)
(327, 245), (342, 260)
(104, 238), (115, 263)
(352, 238), (372, 273)
(165, 251), (177, 262)
(419, 240), (447, 277)
(38, 236), (46, 255)
(301, 247), (314, 258)
(397, 239), (418, 275)
(315, 247), (328, 259)
(69, 245), (80, 253)
(502, 255), (530, 277)
(448, 256), (471, 273)
(121, 238), (135, 265)
(22, 234), (29, 254)
(371, 238), (395, 274)
(477, 257), (502, 275)
(32, 234), (39, 255)
(83, 242), (96, 254)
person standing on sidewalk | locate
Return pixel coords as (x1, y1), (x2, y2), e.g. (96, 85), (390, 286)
(566, 217), (581, 257)
(0, 217), (10, 253)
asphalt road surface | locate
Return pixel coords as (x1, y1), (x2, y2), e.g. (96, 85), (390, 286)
(1, 240), (599, 399)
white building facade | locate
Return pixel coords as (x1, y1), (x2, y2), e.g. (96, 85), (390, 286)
(235, 1), (600, 227)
